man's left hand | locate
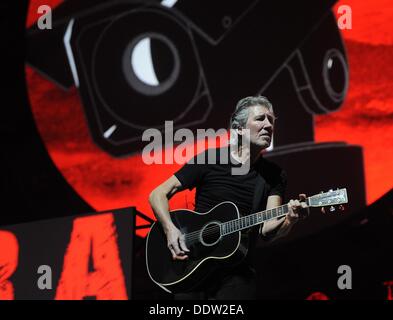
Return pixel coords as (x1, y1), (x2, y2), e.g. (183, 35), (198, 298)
(286, 193), (310, 225)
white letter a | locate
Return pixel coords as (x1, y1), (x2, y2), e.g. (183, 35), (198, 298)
(37, 5), (52, 30)
(337, 5), (352, 30)
(37, 265), (52, 290)
(337, 265), (352, 290)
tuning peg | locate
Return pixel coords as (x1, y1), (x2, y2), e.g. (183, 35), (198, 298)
(339, 205), (345, 211)
(329, 206), (336, 212)
(329, 189), (333, 192)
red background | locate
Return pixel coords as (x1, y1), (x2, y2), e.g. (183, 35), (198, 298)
(26, 0), (393, 236)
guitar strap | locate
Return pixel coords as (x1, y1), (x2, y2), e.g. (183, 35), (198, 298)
(252, 159), (268, 213)
(251, 159), (286, 242)
(247, 166), (268, 245)
(241, 160), (270, 263)
(252, 174), (267, 213)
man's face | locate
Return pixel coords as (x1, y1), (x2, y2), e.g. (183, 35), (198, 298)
(243, 105), (275, 149)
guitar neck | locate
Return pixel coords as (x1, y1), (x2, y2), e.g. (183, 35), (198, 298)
(220, 198), (310, 236)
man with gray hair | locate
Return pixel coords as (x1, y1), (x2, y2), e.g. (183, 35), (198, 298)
(149, 95), (308, 299)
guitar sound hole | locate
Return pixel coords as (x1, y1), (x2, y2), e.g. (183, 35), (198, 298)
(200, 222), (221, 247)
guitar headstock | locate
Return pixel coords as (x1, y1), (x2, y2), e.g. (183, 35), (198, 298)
(308, 188), (348, 213)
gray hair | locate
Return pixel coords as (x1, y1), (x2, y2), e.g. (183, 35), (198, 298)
(229, 95), (273, 129)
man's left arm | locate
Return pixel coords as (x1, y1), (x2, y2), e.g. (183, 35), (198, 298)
(260, 194), (308, 240)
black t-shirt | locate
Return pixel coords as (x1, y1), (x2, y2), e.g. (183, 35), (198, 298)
(174, 147), (287, 216)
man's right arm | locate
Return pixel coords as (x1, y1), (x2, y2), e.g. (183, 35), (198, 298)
(149, 175), (190, 260)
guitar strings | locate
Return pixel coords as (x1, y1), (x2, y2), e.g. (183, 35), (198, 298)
(184, 218), (262, 243)
(183, 212), (289, 245)
(183, 214), (267, 241)
(183, 222), (251, 245)
(175, 199), (342, 246)
(182, 206), (289, 243)
(183, 221), (244, 243)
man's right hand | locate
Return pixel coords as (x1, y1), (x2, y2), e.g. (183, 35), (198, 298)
(165, 225), (190, 260)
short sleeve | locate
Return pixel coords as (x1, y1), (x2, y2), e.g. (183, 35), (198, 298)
(174, 152), (208, 190)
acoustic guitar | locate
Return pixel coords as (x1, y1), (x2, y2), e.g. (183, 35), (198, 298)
(146, 188), (348, 293)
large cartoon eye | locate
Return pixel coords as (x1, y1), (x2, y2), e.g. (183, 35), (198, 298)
(92, 9), (202, 129)
(123, 33), (180, 96)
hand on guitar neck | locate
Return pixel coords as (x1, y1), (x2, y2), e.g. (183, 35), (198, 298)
(282, 192), (344, 226)
(261, 193), (310, 240)
(286, 193), (310, 224)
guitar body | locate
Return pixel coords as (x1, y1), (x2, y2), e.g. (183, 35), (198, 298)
(146, 201), (249, 293)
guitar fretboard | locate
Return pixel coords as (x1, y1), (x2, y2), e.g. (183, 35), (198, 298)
(220, 204), (290, 236)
